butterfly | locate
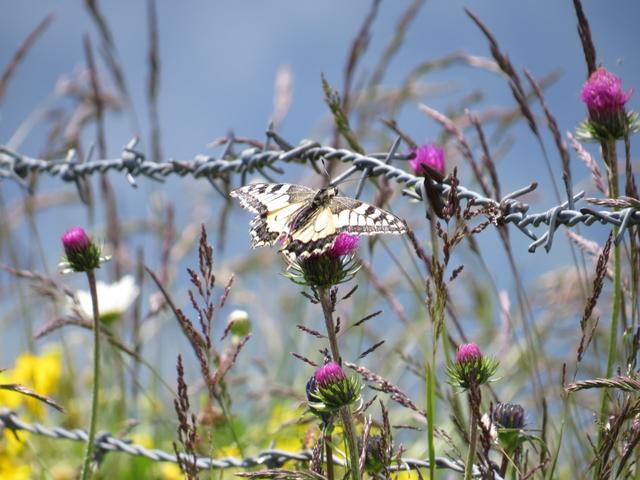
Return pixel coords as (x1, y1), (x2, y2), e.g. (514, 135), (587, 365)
(230, 182), (407, 260)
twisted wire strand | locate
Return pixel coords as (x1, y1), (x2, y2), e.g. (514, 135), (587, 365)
(0, 410), (500, 477)
(1, 135), (636, 252)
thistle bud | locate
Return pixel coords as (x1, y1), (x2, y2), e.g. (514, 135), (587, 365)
(492, 402), (525, 430)
(456, 343), (482, 364)
(285, 233), (360, 289)
(492, 402), (527, 454)
(447, 343), (498, 390)
(577, 67), (637, 141)
(307, 362), (363, 412)
(60, 227), (103, 273)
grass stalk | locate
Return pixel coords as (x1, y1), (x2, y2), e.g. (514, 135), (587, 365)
(80, 269), (101, 480)
(425, 360), (436, 479)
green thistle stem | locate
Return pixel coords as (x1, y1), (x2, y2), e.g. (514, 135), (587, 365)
(80, 269), (100, 480)
(596, 138), (621, 478)
(464, 405), (479, 480)
(464, 386), (479, 480)
(602, 138), (621, 381)
(318, 288), (360, 480)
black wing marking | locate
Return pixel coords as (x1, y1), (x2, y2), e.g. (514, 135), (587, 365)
(229, 183), (315, 215)
(230, 183), (316, 247)
(329, 196), (407, 235)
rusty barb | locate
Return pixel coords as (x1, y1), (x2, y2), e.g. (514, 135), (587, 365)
(1, 132), (637, 252)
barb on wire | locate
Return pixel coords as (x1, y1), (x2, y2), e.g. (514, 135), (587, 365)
(0, 410), (500, 478)
(1, 134), (637, 252)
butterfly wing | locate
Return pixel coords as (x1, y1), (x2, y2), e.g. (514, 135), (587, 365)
(230, 183), (316, 247)
(330, 196), (407, 235)
(282, 206), (337, 260)
(282, 196), (407, 260)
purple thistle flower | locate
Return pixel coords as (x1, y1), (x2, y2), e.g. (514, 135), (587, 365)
(308, 361), (363, 412)
(580, 67), (632, 115)
(60, 227), (102, 273)
(409, 144), (445, 177)
(287, 233), (361, 288)
(577, 67), (636, 141)
(328, 233), (359, 258)
(456, 343), (482, 364)
(447, 342), (498, 390)
(315, 362), (347, 389)
(62, 227), (91, 256)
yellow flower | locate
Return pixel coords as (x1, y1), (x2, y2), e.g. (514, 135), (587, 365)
(130, 433), (154, 450)
(0, 348), (62, 418)
(0, 457), (30, 480)
(1, 430), (28, 456)
(266, 403), (308, 452)
(159, 463), (183, 480)
(0, 431), (31, 480)
(395, 471), (421, 480)
(218, 445), (241, 457)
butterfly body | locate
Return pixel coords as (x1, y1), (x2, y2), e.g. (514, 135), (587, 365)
(230, 183), (406, 260)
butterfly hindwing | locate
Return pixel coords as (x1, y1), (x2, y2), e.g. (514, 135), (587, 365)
(283, 207), (338, 260)
(330, 196), (406, 235)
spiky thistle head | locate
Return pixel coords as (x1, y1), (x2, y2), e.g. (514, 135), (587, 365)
(447, 342), (498, 390)
(493, 402), (525, 430)
(307, 362), (363, 413)
(60, 227), (106, 273)
(577, 67), (638, 141)
(285, 233), (360, 289)
(492, 402), (529, 454)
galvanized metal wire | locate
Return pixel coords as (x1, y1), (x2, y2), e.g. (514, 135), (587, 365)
(0, 410), (501, 478)
(1, 133), (636, 252)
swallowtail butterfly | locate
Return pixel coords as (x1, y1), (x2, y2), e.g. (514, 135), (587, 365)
(230, 183), (407, 260)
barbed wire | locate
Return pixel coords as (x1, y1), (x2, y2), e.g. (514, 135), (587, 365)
(0, 410), (501, 478)
(1, 132), (636, 252)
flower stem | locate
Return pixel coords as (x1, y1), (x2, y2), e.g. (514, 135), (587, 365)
(325, 432), (335, 480)
(602, 138), (621, 382)
(318, 288), (360, 480)
(464, 391), (479, 480)
(318, 288), (341, 363)
(80, 270), (100, 480)
(596, 138), (621, 478)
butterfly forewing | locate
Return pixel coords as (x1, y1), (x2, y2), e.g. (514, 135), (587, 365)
(230, 183), (314, 247)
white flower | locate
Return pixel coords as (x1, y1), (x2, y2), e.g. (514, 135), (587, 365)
(76, 275), (139, 324)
